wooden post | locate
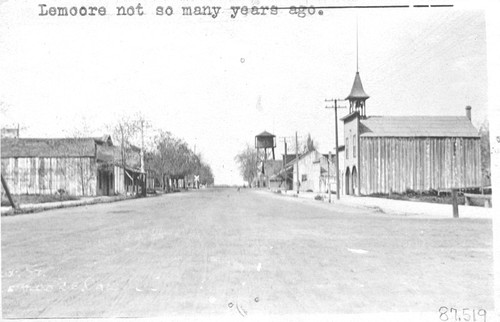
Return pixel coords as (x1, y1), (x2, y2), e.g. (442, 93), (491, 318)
(334, 100), (340, 200)
(264, 147), (269, 189)
(295, 131), (299, 194)
(326, 99), (345, 200)
(451, 188), (459, 218)
(328, 151), (332, 203)
(283, 139), (288, 193)
(1, 174), (17, 209)
(142, 173), (146, 197)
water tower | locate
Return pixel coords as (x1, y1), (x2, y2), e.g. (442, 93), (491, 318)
(255, 131), (276, 187)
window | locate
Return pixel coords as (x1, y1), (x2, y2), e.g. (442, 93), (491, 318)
(346, 137), (349, 159)
(353, 134), (356, 158)
(302, 174), (307, 182)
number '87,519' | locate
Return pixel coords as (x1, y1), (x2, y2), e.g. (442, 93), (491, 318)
(439, 307), (486, 322)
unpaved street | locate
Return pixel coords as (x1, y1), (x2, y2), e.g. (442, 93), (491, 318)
(1, 189), (494, 318)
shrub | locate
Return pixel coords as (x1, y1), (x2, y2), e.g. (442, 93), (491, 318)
(314, 194), (323, 201)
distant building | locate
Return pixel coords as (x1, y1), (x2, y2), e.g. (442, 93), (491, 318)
(253, 159), (282, 188)
(341, 71), (481, 195)
(1, 136), (145, 196)
(1, 127), (20, 139)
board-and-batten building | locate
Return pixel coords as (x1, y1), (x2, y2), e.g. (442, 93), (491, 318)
(1, 136), (144, 196)
(342, 71), (481, 195)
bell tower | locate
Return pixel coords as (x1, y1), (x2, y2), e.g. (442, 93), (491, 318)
(346, 72), (369, 117)
(346, 21), (369, 118)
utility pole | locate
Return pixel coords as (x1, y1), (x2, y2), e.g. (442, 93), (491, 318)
(283, 138), (288, 192)
(328, 151), (332, 203)
(279, 135), (298, 193)
(295, 131), (299, 194)
(140, 119), (145, 173)
(140, 119), (147, 196)
(325, 98), (347, 200)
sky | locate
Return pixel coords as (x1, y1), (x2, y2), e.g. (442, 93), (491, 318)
(0, 0), (494, 185)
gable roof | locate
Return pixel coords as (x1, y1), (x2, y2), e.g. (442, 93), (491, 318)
(256, 131), (275, 137)
(93, 135), (113, 145)
(1, 138), (98, 158)
(360, 116), (480, 138)
(284, 150), (326, 169)
(283, 154), (297, 165)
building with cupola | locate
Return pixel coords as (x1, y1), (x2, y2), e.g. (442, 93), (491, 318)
(340, 70), (481, 196)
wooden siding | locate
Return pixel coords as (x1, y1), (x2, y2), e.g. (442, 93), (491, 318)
(1, 157), (97, 196)
(293, 151), (325, 192)
(360, 137), (481, 194)
(113, 166), (141, 195)
(114, 166), (126, 195)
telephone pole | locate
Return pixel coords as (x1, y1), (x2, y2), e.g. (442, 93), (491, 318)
(279, 135), (299, 193)
(295, 131), (299, 194)
(281, 138), (288, 193)
(278, 134), (304, 194)
(139, 119), (147, 196)
(328, 151), (332, 203)
(325, 98), (347, 200)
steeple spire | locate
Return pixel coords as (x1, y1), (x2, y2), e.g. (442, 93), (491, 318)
(356, 17), (359, 73)
(346, 20), (369, 118)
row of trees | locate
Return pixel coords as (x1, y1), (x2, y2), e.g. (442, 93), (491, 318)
(71, 114), (214, 193)
(146, 130), (214, 190)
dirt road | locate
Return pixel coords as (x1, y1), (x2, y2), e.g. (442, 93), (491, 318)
(1, 189), (494, 318)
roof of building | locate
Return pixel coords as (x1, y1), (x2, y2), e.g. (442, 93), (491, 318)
(256, 131), (275, 137)
(1, 138), (98, 158)
(283, 154), (297, 165)
(321, 145), (345, 159)
(360, 116), (480, 138)
(340, 111), (360, 122)
(263, 160), (283, 175)
(93, 135), (113, 145)
(346, 72), (369, 101)
(284, 150), (327, 169)
(1, 137), (143, 171)
(110, 145), (142, 170)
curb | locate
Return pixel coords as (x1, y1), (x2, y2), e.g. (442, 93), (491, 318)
(257, 189), (492, 219)
(1, 193), (162, 217)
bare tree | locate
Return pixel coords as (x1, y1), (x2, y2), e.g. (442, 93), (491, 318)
(234, 143), (259, 187)
(305, 133), (316, 152)
(149, 130), (175, 191)
(63, 118), (96, 196)
(108, 115), (143, 194)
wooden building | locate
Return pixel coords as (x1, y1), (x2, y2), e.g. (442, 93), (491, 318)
(1, 136), (145, 196)
(277, 148), (344, 194)
(341, 71), (481, 195)
(282, 150), (327, 192)
(111, 144), (145, 195)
